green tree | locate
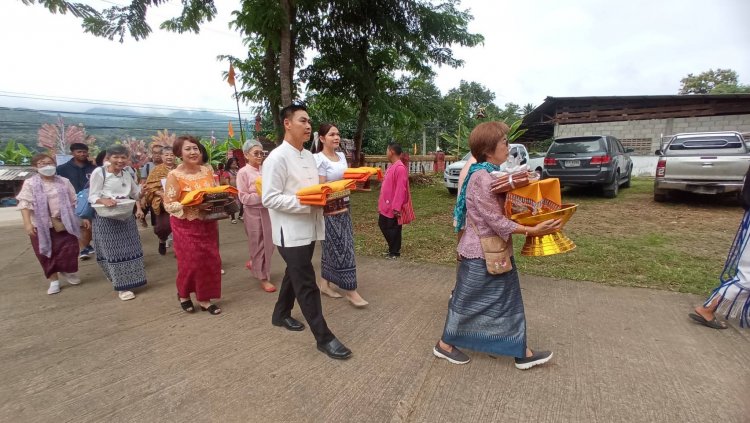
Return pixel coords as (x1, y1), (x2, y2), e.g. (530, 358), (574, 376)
(678, 68), (749, 94)
(300, 0), (482, 165)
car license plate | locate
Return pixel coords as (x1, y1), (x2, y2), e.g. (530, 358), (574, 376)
(565, 160), (580, 167)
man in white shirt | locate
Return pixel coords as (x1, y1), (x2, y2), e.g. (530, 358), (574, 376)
(262, 104), (352, 360)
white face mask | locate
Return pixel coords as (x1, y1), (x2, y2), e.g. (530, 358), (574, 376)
(38, 165), (56, 176)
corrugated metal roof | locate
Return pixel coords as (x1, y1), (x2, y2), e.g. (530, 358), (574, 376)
(0, 167), (36, 181)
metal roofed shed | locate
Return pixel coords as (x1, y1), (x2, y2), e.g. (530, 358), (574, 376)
(518, 94), (750, 154)
(0, 166), (35, 205)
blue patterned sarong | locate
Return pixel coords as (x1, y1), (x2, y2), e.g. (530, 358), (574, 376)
(92, 215), (147, 291)
(442, 258), (526, 358)
(705, 210), (750, 327)
(321, 211), (357, 290)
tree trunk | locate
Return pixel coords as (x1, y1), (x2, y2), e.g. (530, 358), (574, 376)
(262, 42), (284, 143)
(279, 0), (294, 106)
(352, 94), (371, 167)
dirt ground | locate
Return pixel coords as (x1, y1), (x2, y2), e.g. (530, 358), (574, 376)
(564, 185), (743, 258)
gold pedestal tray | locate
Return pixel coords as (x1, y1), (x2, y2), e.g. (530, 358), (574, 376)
(510, 204), (577, 257)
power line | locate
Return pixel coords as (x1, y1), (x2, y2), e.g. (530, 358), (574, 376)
(0, 107), (245, 124)
(0, 91), (254, 115)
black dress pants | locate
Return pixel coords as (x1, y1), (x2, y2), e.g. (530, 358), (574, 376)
(273, 242), (335, 345)
(378, 214), (402, 256)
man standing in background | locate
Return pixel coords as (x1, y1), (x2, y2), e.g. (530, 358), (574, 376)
(56, 143), (96, 260)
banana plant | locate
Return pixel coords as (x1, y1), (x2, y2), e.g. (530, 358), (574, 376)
(200, 138), (231, 169)
(439, 119), (527, 157)
(506, 119), (527, 142)
(0, 140), (34, 165)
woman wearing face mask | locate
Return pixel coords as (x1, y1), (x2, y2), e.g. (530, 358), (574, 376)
(236, 139), (275, 293)
(16, 154), (87, 295)
(313, 123), (368, 307)
(88, 144), (147, 301)
(163, 135), (223, 315)
(143, 147), (177, 255)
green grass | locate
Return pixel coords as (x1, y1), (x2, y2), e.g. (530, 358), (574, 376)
(350, 176), (742, 295)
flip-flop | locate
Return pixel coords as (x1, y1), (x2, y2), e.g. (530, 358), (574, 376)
(261, 283), (277, 293)
(688, 313), (728, 329)
(118, 291), (136, 301)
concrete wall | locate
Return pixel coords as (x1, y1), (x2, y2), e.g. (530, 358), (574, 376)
(631, 156), (659, 177)
(554, 114), (750, 152)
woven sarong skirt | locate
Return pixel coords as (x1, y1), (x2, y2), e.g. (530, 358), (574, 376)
(171, 216), (222, 301)
(321, 211), (357, 290)
(441, 257), (526, 358)
(92, 215), (147, 291)
(30, 229), (79, 279)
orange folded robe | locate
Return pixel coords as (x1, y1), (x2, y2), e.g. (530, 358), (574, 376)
(343, 167), (383, 182)
(180, 185), (239, 206)
(504, 178), (562, 216)
(296, 179), (357, 206)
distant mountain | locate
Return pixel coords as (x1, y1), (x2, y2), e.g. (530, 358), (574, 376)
(0, 107), (246, 150)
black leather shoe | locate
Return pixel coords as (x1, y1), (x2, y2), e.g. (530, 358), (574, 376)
(317, 338), (352, 360)
(272, 316), (305, 331)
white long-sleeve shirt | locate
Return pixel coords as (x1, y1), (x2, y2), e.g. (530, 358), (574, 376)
(261, 141), (325, 247)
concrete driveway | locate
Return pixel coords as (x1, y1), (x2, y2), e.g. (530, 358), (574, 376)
(0, 216), (747, 422)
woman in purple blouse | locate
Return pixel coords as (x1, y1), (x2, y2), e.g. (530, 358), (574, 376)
(433, 121), (561, 370)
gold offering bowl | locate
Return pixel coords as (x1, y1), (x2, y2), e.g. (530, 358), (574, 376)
(510, 204), (577, 257)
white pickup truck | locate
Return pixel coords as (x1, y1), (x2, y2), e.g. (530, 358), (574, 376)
(443, 144), (544, 194)
(653, 131), (750, 201)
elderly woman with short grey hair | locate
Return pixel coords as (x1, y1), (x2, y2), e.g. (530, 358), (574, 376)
(88, 144), (147, 301)
(236, 139), (276, 292)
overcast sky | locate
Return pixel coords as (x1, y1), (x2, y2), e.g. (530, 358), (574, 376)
(1, 0), (748, 116)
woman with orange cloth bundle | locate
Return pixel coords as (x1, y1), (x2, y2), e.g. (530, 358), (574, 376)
(236, 139), (276, 293)
(433, 121), (561, 369)
(163, 135), (224, 315)
(313, 123), (368, 307)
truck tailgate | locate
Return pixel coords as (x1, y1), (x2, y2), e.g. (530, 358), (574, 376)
(665, 155), (750, 181)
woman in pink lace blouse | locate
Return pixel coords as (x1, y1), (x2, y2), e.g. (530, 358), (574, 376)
(236, 139), (276, 293)
(433, 121), (561, 370)
(17, 153), (86, 295)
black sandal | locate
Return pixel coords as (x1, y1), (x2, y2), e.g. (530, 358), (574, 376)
(178, 294), (194, 313)
(200, 304), (222, 315)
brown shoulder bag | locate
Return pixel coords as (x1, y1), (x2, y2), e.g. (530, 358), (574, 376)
(469, 219), (513, 275)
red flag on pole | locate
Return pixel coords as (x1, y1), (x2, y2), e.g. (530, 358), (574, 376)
(227, 63), (236, 87)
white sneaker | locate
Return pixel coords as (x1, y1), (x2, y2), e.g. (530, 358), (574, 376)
(47, 281), (61, 295)
(60, 272), (81, 285)
(166, 234), (173, 248)
(118, 291), (136, 301)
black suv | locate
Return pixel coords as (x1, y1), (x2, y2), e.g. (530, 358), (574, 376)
(542, 135), (633, 198)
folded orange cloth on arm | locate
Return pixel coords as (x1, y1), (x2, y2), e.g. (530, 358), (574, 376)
(343, 167), (383, 182)
(180, 185), (239, 206)
(296, 180), (356, 206)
